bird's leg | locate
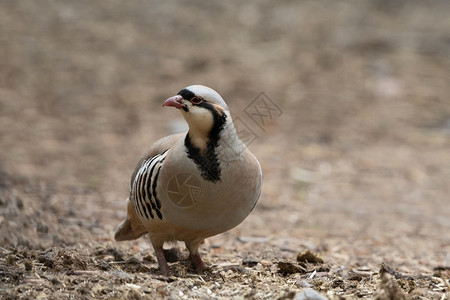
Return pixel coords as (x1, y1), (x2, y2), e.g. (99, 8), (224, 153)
(189, 252), (206, 273)
(186, 240), (206, 273)
(152, 244), (170, 275)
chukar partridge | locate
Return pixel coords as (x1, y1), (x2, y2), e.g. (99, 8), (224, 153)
(114, 85), (262, 274)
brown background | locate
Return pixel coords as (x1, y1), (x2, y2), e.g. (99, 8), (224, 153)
(1, 1), (449, 298)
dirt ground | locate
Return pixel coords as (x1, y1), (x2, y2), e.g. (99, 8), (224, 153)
(1, 1), (450, 299)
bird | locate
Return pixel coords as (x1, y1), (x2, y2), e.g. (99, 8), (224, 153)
(114, 85), (262, 274)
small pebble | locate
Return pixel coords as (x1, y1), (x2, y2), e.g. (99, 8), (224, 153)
(295, 279), (311, 288)
(242, 256), (259, 267)
(237, 236), (269, 243)
(295, 289), (328, 300)
(260, 260), (272, 267)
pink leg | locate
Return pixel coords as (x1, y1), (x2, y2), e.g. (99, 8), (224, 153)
(189, 252), (206, 273)
(186, 240), (206, 273)
(153, 244), (170, 275)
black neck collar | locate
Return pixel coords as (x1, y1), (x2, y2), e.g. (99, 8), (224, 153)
(184, 110), (227, 183)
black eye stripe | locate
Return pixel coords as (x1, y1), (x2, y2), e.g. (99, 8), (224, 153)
(177, 88), (196, 101)
(177, 89), (208, 106)
(197, 101), (217, 112)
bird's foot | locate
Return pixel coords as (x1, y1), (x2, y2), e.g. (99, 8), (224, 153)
(189, 253), (206, 273)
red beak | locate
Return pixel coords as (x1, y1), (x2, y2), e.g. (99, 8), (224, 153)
(162, 95), (186, 109)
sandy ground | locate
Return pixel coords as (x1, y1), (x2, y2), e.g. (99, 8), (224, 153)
(1, 1), (450, 299)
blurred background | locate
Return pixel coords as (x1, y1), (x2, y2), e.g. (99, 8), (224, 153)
(0, 0), (449, 297)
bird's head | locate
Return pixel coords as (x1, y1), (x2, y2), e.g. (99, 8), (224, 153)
(163, 85), (229, 146)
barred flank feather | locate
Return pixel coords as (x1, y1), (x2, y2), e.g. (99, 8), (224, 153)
(131, 150), (168, 220)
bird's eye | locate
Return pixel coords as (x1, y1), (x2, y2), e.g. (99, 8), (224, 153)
(190, 97), (203, 105)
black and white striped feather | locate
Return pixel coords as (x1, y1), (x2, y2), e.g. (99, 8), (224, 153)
(131, 150), (168, 221)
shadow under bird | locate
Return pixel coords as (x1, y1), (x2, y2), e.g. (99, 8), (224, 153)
(114, 85), (262, 274)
